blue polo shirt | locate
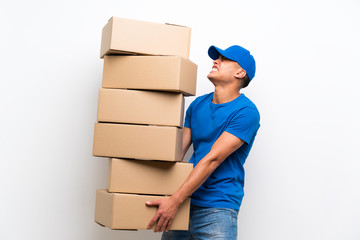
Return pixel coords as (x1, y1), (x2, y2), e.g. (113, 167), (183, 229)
(184, 92), (260, 210)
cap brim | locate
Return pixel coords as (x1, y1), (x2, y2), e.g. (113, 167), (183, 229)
(208, 45), (222, 60)
(208, 45), (235, 61)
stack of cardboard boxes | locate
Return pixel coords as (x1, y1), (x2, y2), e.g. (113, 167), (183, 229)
(92, 17), (197, 230)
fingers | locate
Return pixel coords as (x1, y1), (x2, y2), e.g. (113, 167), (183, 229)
(155, 216), (165, 232)
(146, 200), (159, 206)
(148, 212), (173, 232)
(155, 218), (170, 232)
(146, 198), (176, 232)
(156, 215), (174, 232)
(146, 200), (160, 229)
(165, 218), (174, 232)
(147, 213), (159, 230)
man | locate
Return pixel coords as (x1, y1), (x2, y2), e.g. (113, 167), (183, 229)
(146, 45), (260, 240)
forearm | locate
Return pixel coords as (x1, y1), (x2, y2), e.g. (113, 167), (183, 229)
(171, 151), (221, 204)
(146, 131), (244, 232)
(144, 157), (217, 232)
(172, 131), (244, 204)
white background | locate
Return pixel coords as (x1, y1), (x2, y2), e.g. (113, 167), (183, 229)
(1, 0), (359, 239)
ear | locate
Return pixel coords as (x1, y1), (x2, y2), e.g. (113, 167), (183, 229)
(235, 69), (246, 79)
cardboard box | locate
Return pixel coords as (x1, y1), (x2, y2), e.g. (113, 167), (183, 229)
(93, 123), (182, 161)
(107, 158), (193, 195)
(100, 17), (191, 59)
(95, 189), (190, 230)
(97, 88), (184, 127)
(102, 55), (197, 96)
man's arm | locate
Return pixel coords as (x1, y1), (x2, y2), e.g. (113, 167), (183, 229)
(146, 131), (245, 232)
(181, 127), (192, 161)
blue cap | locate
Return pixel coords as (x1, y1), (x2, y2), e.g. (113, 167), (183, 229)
(208, 45), (256, 80)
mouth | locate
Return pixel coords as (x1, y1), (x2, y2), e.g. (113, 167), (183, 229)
(211, 66), (218, 72)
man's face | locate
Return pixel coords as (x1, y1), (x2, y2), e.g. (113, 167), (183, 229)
(207, 55), (243, 83)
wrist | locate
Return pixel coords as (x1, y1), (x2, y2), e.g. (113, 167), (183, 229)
(170, 191), (187, 207)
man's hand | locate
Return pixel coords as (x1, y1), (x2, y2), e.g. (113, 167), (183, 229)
(146, 196), (181, 232)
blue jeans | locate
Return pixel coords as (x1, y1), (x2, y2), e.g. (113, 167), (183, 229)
(161, 204), (238, 240)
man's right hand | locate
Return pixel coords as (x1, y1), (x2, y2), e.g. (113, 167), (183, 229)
(146, 196), (181, 232)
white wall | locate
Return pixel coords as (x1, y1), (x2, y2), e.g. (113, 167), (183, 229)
(1, 0), (359, 239)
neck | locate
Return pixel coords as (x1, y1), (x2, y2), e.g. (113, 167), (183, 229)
(212, 86), (241, 104)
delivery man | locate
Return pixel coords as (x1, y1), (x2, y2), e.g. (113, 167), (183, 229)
(146, 45), (260, 240)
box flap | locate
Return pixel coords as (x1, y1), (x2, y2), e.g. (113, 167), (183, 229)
(165, 23), (190, 28)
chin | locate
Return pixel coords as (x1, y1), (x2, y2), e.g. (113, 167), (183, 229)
(207, 76), (216, 84)
(207, 72), (216, 79)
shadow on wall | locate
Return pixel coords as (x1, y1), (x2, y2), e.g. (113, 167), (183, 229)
(183, 145), (194, 163)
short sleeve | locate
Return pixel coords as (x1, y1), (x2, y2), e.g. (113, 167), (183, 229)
(225, 106), (260, 144)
